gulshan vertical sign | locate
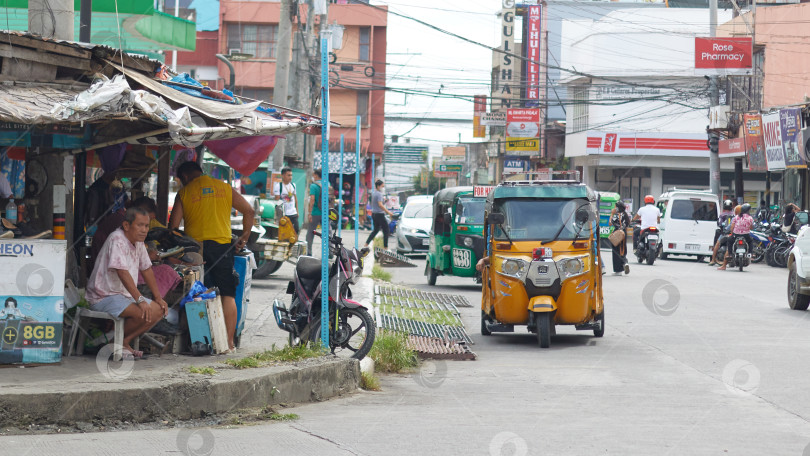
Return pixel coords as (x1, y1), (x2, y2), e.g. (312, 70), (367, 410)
(498, 0), (516, 110)
(526, 5), (542, 107)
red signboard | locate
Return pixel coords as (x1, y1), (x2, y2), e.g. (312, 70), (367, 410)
(695, 37), (753, 75)
(718, 137), (746, 158)
(526, 5), (542, 103)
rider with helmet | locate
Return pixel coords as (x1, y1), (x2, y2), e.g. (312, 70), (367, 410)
(718, 203), (754, 271)
(632, 195), (662, 254)
(708, 200), (736, 266)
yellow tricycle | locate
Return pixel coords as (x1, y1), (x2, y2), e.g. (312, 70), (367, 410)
(480, 176), (604, 348)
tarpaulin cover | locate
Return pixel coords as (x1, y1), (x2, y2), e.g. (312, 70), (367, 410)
(203, 136), (282, 176)
(179, 280), (217, 308)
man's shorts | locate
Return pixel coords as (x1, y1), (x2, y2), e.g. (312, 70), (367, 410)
(90, 294), (141, 318)
(202, 240), (239, 298)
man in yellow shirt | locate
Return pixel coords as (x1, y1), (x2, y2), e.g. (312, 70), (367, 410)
(169, 161), (255, 352)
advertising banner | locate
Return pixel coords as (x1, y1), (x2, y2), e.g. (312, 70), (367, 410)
(694, 37), (753, 76)
(0, 240), (66, 364)
(526, 5), (542, 106)
(473, 186), (494, 198)
(506, 108), (540, 152)
(718, 137), (746, 158)
(780, 108), (805, 168)
(762, 111), (786, 171)
(743, 114), (767, 171)
(473, 95), (487, 138)
(481, 112), (506, 126)
(503, 158), (525, 174)
(496, 0), (517, 110)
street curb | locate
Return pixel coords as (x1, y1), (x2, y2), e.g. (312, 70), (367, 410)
(0, 358), (359, 428)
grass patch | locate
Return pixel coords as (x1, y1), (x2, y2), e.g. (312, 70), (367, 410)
(360, 371), (381, 391)
(377, 303), (460, 326)
(188, 366), (217, 375)
(268, 413), (299, 421)
(224, 344), (326, 369)
(373, 236), (385, 249)
(368, 330), (417, 373)
(371, 265), (392, 282)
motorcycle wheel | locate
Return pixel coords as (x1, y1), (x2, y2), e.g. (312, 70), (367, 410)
(253, 259), (283, 279)
(331, 307), (376, 360)
(775, 246), (790, 268)
(788, 265), (810, 310)
(765, 245), (777, 267)
(646, 253), (656, 265)
(751, 243), (765, 263)
(738, 258), (744, 272)
(536, 312), (552, 348)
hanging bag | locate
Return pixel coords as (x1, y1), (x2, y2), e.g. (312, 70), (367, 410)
(608, 228), (626, 247)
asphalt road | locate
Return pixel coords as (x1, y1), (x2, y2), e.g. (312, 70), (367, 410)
(5, 245), (810, 455)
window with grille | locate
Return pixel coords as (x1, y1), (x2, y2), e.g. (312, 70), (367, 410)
(359, 27), (370, 62)
(227, 24), (278, 59)
(357, 91), (369, 125)
(235, 87), (273, 102)
(571, 86), (589, 133)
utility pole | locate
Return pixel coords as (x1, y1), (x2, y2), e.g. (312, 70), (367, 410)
(286, 0), (316, 165)
(272, 0), (294, 173)
(708, 0), (721, 197)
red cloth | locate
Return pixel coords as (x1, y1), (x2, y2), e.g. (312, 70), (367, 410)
(203, 136), (281, 176)
(138, 264), (181, 298)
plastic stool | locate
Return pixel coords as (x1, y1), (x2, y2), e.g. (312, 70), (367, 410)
(67, 307), (125, 361)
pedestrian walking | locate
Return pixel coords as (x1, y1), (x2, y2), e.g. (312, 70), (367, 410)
(169, 161), (255, 352)
(273, 167), (299, 233)
(610, 201), (631, 275)
(363, 179), (396, 251)
(306, 169), (324, 256)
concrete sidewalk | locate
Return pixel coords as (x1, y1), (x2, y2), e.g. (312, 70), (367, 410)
(0, 252), (376, 430)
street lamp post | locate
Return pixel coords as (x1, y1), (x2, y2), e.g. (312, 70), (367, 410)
(215, 53), (252, 94)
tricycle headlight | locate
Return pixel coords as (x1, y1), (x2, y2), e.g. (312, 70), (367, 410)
(500, 258), (525, 278)
(463, 237), (473, 247)
(557, 257), (586, 278)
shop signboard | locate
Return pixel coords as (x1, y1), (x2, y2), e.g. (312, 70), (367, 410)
(473, 95), (487, 138)
(0, 240), (66, 364)
(743, 114), (767, 171)
(481, 112), (506, 126)
(526, 5), (542, 106)
(694, 37), (753, 76)
(762, 111), (786, 171)
(780, 108), (806, 168)
(503, 158), (525, 174)
(718, 137), (746, 158)
(474, 186), (494, 198)
(438, 164), (463, 172)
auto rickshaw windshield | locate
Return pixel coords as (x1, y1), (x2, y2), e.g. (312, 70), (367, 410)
(456, 198), (485, 224)
(493, 198), (593, 241)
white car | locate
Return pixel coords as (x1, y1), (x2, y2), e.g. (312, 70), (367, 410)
(787, 213), (810, 310)
(396, 195), (434, 255)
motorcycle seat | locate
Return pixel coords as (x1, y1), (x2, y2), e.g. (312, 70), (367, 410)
(296, 256), (323, 280)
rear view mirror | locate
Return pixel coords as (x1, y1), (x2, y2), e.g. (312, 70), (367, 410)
(575, 207), (591, 227)
(489, 213), (505, 225)
(443, 213), (452, 224)
(796, 211), (809, 226)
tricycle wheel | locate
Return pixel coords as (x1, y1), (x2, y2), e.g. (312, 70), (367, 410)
(481, 311), (492, 336)
(426, 263), (438, 286)
(536, 312), (552, 348)
(253, 259), (282, 279)
(593, 312), (604, 337)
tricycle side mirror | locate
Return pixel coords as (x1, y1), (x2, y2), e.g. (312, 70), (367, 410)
(442, 212), (452, 224)
(489, 213), (505, 225)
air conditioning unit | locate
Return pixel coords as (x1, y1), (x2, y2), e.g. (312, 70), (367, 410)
(229, 48), (241, 55)
(709, 105), (731, 130)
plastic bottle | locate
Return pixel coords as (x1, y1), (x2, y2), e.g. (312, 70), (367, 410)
(5, 199), (16, 223)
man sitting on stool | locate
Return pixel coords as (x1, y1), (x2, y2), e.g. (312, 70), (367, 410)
(85, 207), (168, 359)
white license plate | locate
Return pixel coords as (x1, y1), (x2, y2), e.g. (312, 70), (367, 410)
(736, 248), (746, 254)
(685, 244), (700, 251)
(452, 248), (471, 268)
(422, 238), (430, 245)
(647, 235), (659, 240)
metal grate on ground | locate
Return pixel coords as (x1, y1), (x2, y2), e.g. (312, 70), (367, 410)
(375, 285), (473, 308)
(408, 335), (476, 360)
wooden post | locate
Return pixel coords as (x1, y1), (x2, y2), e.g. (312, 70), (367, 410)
(157, 146), (171, 225)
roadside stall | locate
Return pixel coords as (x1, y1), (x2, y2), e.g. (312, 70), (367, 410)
(0, 31), (324, 364)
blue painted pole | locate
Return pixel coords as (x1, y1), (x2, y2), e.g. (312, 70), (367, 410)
(355, 116), (361, 247)
(319, 32), (331, 349)
(371, 154), (375, 186)
(338, 135), (344, 236)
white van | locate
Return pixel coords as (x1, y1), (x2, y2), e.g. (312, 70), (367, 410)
(656, 189), (719, 261)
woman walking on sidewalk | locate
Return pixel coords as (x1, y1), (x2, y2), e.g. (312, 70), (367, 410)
(610, 200), (631, 275)
(363, 179), (395, 251)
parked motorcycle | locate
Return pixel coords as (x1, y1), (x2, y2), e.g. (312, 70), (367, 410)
(633, 223), (660, 265)
(272, 213), (375, 359)
(749, 229), (770, 263)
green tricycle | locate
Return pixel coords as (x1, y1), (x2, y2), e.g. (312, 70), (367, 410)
(425, 186), (488, 285)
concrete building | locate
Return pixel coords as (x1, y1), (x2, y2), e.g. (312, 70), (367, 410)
(557, 7), (780, 209)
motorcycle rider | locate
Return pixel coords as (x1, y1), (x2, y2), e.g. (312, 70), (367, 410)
(718, 203), (754, 271)
(632, 195), (661, 255)
(708, 200), (736, 266)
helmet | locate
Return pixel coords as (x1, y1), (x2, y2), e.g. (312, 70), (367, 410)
(723, 199), (734, 210)
(644, 195), (654, 204)
(740, 203), (751, 214)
